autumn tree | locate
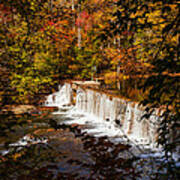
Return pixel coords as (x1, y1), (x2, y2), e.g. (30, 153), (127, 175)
(0, 0), (77, 104)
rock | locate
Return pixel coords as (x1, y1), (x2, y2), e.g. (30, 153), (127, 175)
(115, 119), (121, 126)
(11, 105), (36, 115)
(71, 123), (79, 128)
(72, 81), (100, 89)
(33, 128), (57, 136)
(38, 106), (58, 112)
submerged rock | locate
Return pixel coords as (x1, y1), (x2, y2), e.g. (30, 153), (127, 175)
(115, 119), (121, 126)
(38, 106), (58, 112)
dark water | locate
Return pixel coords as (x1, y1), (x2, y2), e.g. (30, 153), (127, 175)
(0, 108), (179, 180)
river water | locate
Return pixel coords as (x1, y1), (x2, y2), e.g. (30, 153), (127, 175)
(0, 83), (179, 179)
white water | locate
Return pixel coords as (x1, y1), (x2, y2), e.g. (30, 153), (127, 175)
(45, 83), (159, 147)
(45, 84), (72, 107)
(0, 135), (47, 156)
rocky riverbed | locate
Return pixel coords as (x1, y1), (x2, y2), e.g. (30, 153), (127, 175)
(0, 106), (179, 180)
(0, 106), (137, 179)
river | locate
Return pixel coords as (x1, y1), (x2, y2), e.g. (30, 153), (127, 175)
(0, 82), (179, 179)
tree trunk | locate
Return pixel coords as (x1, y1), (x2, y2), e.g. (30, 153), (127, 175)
(117, 37), (121, 90)
(117, 64), (121, 90)
(78, 4), (81, 48)
(72, 0), (74, 11)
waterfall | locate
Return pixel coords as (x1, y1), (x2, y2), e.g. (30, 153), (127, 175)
(45, 83), (159, 146)
(45, 83), (72, 107)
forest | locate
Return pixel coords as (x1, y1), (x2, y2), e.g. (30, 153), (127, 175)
(0, 0), (179, 103)
(0, 0), (179, 179)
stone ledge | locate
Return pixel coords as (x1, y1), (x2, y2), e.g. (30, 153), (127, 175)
(11, 105), (36, 115)
(72, 81), (100, 90)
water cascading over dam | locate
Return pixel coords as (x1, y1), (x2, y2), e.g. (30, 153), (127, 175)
(45, 82), (159, 147)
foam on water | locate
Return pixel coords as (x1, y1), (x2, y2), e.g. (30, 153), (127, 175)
(0, 135), (47, 156)
(45, 84), (72, 107)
